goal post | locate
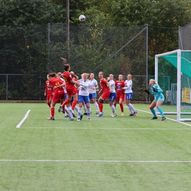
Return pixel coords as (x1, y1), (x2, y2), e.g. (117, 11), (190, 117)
(155, 49), (191, 122)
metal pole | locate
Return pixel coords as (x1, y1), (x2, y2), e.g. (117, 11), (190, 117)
(177, 49), (181, 121)
(66, 0), (70, 60)
(178, 26), (183, 50)
(145, 24), (149, 102)
(47, 23), (51, 71)
(155, 55), (158, 82)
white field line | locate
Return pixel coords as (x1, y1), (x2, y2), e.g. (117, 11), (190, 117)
(30, 127), (191, 130)
(16, 109), (31, 128)
(0, 159), (191, 164)
(137, 109), (191, 128)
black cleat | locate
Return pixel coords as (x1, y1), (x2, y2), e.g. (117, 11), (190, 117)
(49, 117), (55, 120)
(161, 116), (166, 121)
(58, 106), (62, 113)
(152, 116), (158, 120)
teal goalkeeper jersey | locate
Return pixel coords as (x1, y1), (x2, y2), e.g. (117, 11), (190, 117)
(149, 83), (163, 97)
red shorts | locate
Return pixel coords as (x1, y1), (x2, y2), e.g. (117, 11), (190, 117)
(116, 93), (124, 102)
(66, 87), (77, 97)
(52, 90), (65, 104)
(100, 91), (110, 100)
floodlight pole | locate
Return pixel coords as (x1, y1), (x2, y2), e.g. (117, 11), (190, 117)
(66, 0), (70, 60)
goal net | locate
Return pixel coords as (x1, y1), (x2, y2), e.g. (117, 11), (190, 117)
(155, 49), (191, 122)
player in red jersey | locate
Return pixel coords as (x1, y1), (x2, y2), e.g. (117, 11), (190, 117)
(97, 71), (110, 117)
(62, 64), (79, 120)
(115, 74), (125, 115)
(48, 73), (65, 120)
(44, 74), (53, 107)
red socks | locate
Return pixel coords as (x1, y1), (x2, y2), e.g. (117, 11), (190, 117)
(72, 99), (78, 110)
(120, 103), (124, 112)
(50, 107), (55, 118)
(98, 103), (103, 112)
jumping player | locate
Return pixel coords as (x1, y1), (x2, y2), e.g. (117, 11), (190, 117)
(62, 64), (79, 120)
(98, 71), (110, 117)
(88, 73), (99, 114)
(147, 79), (166, 121)
(124, 74), (137, 116)
(115, 74), (125, 115)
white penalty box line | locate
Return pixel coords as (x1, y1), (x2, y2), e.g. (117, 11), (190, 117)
(16, 109), (31, 128)
(0, 159), (191, 164)
(137, 109), (191, 128)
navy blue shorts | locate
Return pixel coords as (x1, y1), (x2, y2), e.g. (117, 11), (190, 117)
(109, 93), (116, 102)
(125, 93), (133, 100)
(89, 93), (97, 100)
(78, 95), (90, 104)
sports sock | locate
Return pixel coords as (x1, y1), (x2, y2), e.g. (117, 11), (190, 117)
(94, 101), (99, 112)
(120, 103), (124, 112)
(110, 104), (116, 114)
(50, 107), (55, 118)
(62, 99), (69, 110)
(65, 105), (73, 119)
(157, 107), (164, 117)
(127, 104), (133, 114)
(129, 103), (136, 113)
(150, 108), (157, 117)
(86, 107), (91, 117)
(98, 102), (103, 112)
(72, 99), (78, 110)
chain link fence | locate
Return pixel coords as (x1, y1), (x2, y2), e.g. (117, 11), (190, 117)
(0, 24), (148, 101)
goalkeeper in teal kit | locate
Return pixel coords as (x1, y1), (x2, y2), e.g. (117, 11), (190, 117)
(145, 79), (166, 121)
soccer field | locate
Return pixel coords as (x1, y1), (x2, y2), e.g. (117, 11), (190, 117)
(0, 103), (191, 191)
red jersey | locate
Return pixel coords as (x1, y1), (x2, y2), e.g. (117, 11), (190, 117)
(45, 80), (52, 96)
(115, 80), (125, 94)
(49, 77), (64, 92)
(100, 78), (110, 92)
(63, 71), (75, 89)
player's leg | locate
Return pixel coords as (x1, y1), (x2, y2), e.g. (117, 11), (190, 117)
(156, 98), (166, 121)
(50, 98), (57, 120)
(64, 94), (74, 121)
(98, 97), (104, 117)
(90, 93), (99, 114)
(72, 93), (78, 111)
(119, 96), (124, 116)
(84, 96), (91, 119)
(109, 93), (117, 117)
(46, 94), (52, 108)
(77, 96), (83, 121)
(149, 100), (157, 119)
(126, 93), (137, 116)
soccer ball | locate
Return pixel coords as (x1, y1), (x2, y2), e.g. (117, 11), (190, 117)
(79, 15), (86, 22)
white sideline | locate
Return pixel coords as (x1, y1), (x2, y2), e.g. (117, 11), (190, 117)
(16, 109), (31, 128)
(137, 109), (191, 127)
(0, 159), (191, 164)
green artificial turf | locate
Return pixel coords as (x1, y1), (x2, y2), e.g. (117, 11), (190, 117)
(0, 103), (191, 191)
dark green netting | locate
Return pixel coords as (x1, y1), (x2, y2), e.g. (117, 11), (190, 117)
(161, 52), (191, 78)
